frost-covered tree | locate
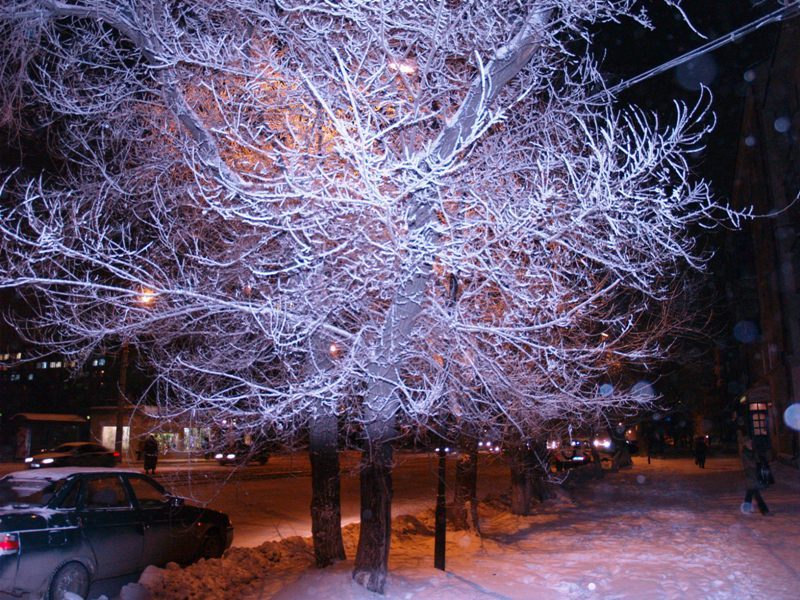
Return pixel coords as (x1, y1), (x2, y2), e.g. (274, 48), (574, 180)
(0, 0), (739, 592)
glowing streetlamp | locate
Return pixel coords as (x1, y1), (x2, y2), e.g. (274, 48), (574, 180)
(387, 59), (416, 75)
(136, 287), (156, 305)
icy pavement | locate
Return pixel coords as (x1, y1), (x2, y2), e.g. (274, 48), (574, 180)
(141, 455), (800, 599)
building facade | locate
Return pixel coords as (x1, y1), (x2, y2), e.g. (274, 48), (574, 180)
(727, 16), (800, 460)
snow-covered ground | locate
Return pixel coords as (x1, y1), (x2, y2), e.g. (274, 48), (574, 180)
(134, 455), (800, 599)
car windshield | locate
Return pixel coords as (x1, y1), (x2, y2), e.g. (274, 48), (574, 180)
(51, 444), (78, 453)
(0, 476), (65, 508)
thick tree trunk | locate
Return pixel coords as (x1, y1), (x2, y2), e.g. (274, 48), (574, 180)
(452, 435), (479, 532)
(508, 451), (532, 516)
(348, 9), (552, 591)
(508, 444), (537, 516)
(353, 420), (395, 594)
(309, 413), (346, 568)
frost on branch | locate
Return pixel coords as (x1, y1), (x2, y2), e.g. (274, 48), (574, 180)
(0, 0), (734, 447)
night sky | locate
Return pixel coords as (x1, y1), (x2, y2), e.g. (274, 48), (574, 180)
(594, 0), (781, 200)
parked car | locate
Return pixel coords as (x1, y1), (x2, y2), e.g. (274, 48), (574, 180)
(214, 441), (269, 466)
(551, 440), (593, 471)
(0, 467), (233, 600)
(24, 442), (120, 469)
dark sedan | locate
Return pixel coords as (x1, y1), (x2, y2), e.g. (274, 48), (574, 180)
(24, 442), (120, 469)
(0, 468), (233, 600)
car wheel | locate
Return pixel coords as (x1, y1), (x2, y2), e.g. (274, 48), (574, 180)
(198, 530), (225, 560)
(48, 562), (90, 600)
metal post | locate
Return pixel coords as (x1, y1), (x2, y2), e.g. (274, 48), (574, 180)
(114, 341), (129, 456)
(434, 446), (447, 571)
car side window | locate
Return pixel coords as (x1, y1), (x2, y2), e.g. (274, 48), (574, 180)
(128, 477), (170, 509)
(58, 481), (80, 509)
(85, 477), (130, 510)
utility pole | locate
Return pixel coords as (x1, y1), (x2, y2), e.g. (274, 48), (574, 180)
(113, 341), (129, 457)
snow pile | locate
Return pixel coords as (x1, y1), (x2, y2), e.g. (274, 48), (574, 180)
(139, 537), (314, 599)
(140, 457), (800, 599)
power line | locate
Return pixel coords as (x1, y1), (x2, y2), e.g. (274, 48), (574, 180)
(590, 1), (800, 101)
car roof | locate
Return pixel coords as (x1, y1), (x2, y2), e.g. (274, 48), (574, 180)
(55, 442), (102, 447)
(2, 467), (142, 481)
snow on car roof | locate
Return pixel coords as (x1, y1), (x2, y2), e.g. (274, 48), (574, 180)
(1, 467), (142, 481)
(53, 441), (101, 447)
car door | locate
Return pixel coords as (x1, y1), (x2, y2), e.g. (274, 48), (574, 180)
(6, 478), (85, 596)
(80, 444), (107, 466)
(72, 444), (95, 466)
(125, 475), (181, 566)
(79, 475), (144, 577)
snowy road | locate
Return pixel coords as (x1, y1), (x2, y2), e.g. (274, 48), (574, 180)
(144, 454), (800, 599)
(163, 450), (510, 548)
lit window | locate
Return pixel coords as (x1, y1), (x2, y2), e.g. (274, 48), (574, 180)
(50, 361), (62, 368)
(15, 353), (21, 360)
(752, 413), (768, 436)
(27, 373), (34, 381)
(10, 373), (20, 382)
(37, 361), (48, 369)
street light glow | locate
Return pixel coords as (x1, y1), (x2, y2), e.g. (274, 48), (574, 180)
(388, 59), (416, 75)
(137, 287), (156, 305)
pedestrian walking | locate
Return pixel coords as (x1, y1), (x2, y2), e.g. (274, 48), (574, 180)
(740, 437), (769, 515)
(143, 435), (159, 475)
(694, 436), (707, 469)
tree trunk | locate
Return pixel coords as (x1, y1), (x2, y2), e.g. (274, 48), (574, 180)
(348, 9), (553, 590)
(508, 446), (534, 516)
(353, 420), (395, 594)
(452, 435), (479, 532)
(309, 413), (346, 568)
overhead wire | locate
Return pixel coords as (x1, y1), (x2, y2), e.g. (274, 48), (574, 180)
(590, 1), (800, 101)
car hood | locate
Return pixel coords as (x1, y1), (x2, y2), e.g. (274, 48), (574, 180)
(31, 452), (72, 460)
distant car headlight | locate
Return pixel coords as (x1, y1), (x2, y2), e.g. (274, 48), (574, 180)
(42, 458), (54, 464)
(214, 453), (224, 459)
(24, 457), (33, 463)
(226, 453), (236, 460)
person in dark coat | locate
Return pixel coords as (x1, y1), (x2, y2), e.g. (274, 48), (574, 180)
(694, 436), (707, 469)
(741, 437), (769, 515)
(143, 435), (159, 475)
